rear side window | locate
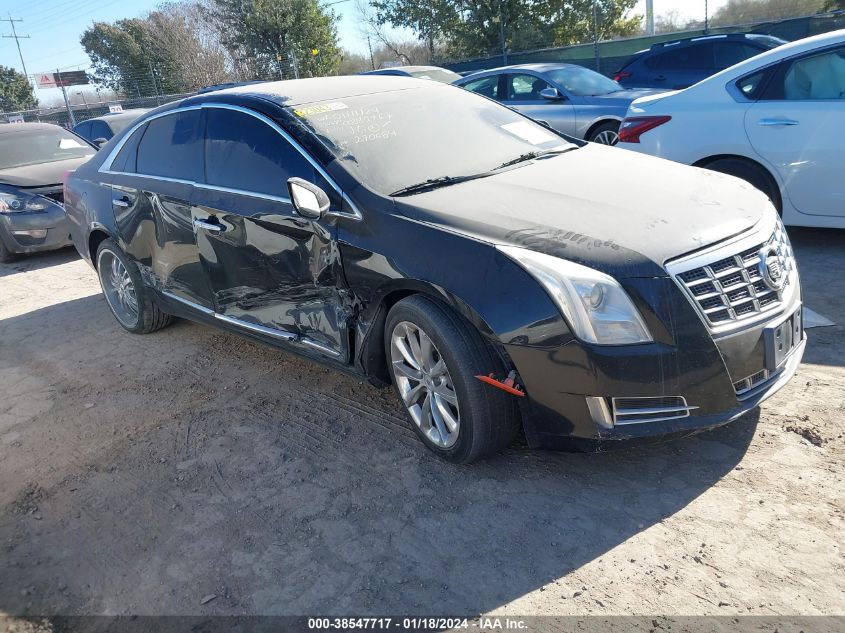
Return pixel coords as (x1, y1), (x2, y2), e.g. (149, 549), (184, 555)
(713, 42), (763, 70)
(109, 123), (147, 174)
(648, 43), (714, 70)
(204, 108), (316, 198)
(462, 75), (500, 99)
(136, 110), (203, 181)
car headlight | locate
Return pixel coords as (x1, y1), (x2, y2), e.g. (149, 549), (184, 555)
(497, 245), (653, 345)
(0, 188), (49, 214)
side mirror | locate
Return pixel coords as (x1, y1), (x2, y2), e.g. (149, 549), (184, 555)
(540, 87), (563, 101)
(92, 138), (108, 149)
(287, 177), (330, 219)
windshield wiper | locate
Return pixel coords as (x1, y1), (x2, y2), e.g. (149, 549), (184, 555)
(390, 175), (480, 197)
(492, 147), (573, 170)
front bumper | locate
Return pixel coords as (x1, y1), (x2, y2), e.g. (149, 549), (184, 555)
(0, 205), (72, 255)
(506, 274), (804, 449)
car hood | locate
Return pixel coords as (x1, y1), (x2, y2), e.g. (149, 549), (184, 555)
(394, 143), (773, 279)
(0, 156), (93, 189)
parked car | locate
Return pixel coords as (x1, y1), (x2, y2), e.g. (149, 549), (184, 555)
(454, 63), (663, 144)
(0, 122), (95, 263)
(65, 76), (804, 463)
(614, 33), (787, 90)
(618, 29), (845, 229)
(361, 65), (461, 83)
(73, 109), (150, 146)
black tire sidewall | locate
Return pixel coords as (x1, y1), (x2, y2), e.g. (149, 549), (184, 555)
(589, 121), (620, 144)
(384, 296), (515, 463)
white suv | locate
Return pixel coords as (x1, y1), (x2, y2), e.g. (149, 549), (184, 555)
(618, 29), (845, 229)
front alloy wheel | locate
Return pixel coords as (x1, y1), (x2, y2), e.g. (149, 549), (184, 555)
(384, 295), (520, 463)
(390, 321), (460, 448)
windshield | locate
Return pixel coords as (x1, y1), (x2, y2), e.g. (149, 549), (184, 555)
(0, 128), (95, 170)
(747, 34), (787, 49)
(408, 68), (461, 83)
(546, 66), (623, 96)
(108, 113), (146, 134)
(291, 86), (573, 195)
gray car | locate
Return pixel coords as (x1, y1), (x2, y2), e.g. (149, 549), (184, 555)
(454, 63), (664, 145)
(0, 123), (96, 262)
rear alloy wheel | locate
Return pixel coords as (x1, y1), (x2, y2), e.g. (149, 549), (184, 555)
(96, 239), (172, 334)
(588, 121), (620, 145)
(385, 295), (520, 463)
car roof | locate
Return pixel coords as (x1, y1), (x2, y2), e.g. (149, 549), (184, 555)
(458, 62), (580, 76)
(697, 27), (845, 83)
(209, 75), (450, 107)
(648, 32), (776, 50)
(83, 108), (150, 123)
(0, 122), (64, 134)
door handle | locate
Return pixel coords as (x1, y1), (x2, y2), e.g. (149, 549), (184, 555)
(758, 118), (799, 126)
(193, 218), (224, 233)
(112, 196), (132, 208)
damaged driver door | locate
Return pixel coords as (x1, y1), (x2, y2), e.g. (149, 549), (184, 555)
(191, 105), (349, 360)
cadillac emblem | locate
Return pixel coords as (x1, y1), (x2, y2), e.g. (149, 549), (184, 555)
(759, 245), (787, 291)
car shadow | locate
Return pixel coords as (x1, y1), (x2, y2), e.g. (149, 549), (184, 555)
(0, 247), (79, 279)
(0, 294), (760, 616)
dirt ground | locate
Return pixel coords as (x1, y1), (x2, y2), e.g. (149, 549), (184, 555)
(0, 228), (843, 619)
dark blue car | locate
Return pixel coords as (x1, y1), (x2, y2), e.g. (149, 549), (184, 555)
(613, 33), (786, 90)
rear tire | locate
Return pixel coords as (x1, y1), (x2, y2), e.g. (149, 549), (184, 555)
(96, 239), (172, 334)
(701, 157), (782, 214)
(588, 121), (620, 145)
(385, 295), (520, 463)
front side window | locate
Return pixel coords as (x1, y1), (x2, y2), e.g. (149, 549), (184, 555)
(462, 75), (500, 100)
(136, 110), (203, 181)
(204, 108), (315, 198)
(0, 127), (94, 170)
(293, 85), (574, 196)
(713, 42), (763, 69)
(505, 74), (551, 101)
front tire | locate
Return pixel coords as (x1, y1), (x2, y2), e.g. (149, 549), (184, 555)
(96, 239), (172, 334)
(385, 295), (520, 463)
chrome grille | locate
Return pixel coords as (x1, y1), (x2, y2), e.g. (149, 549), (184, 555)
(672, 219), (794, 328)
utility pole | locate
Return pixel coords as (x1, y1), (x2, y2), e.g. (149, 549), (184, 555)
(498, 1), (507, 65)
(2, 15), (30, 80)
(592, 0), (600, 74)
(645, 0), (654, 36)
(56, 70), (76, 128)
(704, 0), (709, 34)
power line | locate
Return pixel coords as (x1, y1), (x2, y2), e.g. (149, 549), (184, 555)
(2, 14), (30, 78)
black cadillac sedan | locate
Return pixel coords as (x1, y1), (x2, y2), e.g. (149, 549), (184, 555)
(64, 77), (804, 463)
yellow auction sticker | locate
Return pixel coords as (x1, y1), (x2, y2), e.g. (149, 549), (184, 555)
(294, 102), (349, 117)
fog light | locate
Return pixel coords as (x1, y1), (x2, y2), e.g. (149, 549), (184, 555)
(12, 229), (48, 239)
(585, 396), (613, 429)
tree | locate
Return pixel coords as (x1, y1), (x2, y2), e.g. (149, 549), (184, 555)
(0, 66), (37, 112)
(710, 0), (824, 26)
(366, 0), (640, 60)
(823, 0), (845, 9)
(81, 4), (232, 98)
(210, 0), (342, 79)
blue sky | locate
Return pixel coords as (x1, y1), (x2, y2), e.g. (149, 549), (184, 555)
(0, 0), (726, 105)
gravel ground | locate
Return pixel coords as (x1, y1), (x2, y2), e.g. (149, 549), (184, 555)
(0, 228), (842, 618)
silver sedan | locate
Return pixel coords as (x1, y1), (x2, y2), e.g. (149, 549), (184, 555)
(454, 63), (664, 145)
